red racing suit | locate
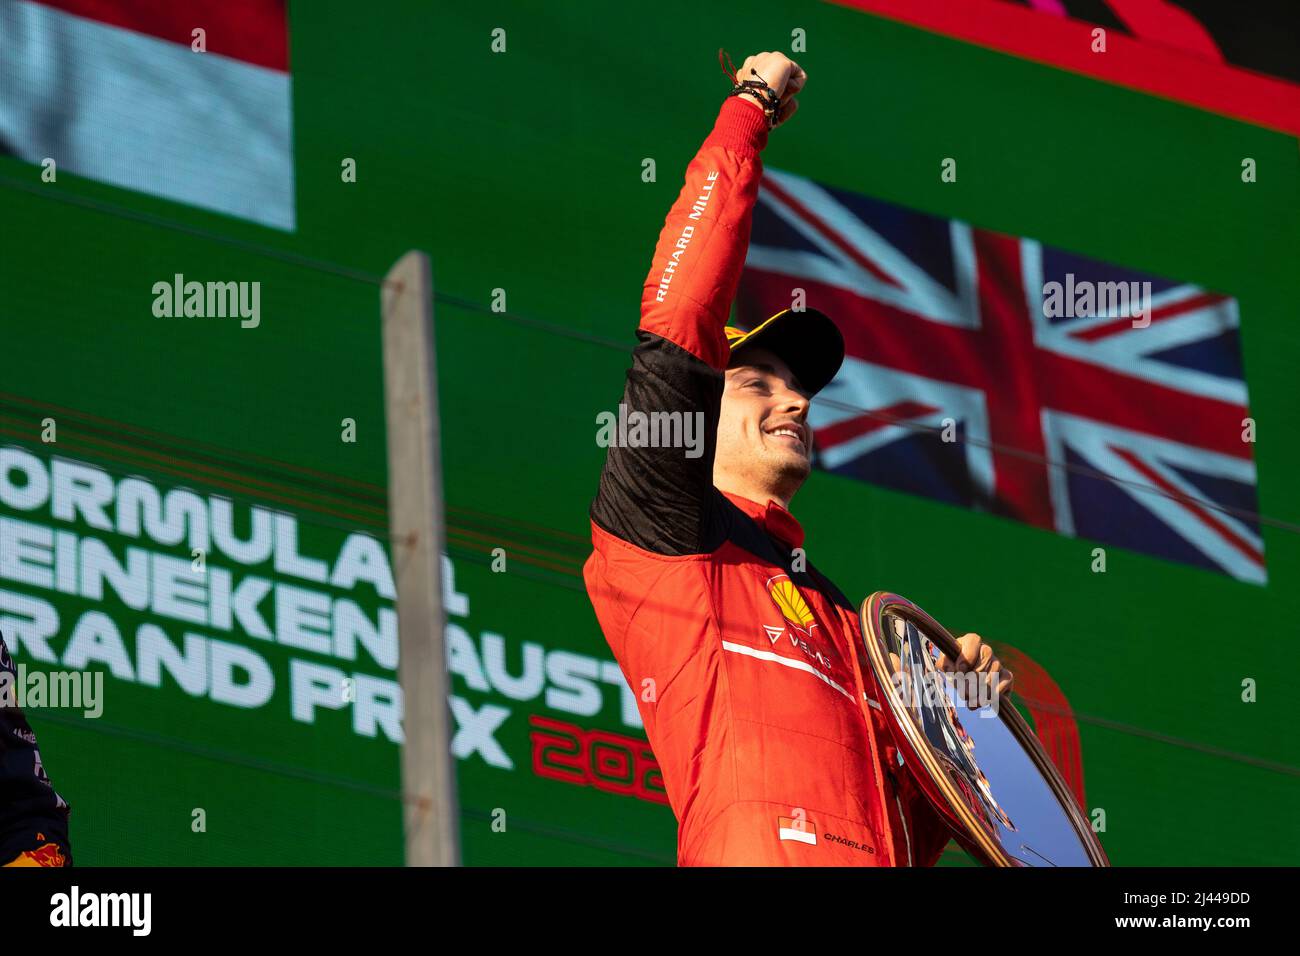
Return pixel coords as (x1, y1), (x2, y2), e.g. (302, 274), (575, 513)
(583, 97), (952, 866)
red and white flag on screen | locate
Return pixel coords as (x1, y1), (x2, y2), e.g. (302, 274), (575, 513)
(0, 0), (295, 230)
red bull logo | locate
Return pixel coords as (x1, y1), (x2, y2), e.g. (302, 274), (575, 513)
(27, 842), (67, 866)
(4, 841), (68, 867)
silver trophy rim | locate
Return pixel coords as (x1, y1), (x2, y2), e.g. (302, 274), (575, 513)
(859, 591), (1111, 867)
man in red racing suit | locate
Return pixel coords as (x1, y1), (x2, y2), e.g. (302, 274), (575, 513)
(583, 52), (1013, 866)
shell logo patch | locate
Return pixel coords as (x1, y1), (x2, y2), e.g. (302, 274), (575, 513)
(766, 574), (815, 633)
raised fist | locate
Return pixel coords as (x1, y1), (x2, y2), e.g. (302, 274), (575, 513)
(733, 51), (805, 128)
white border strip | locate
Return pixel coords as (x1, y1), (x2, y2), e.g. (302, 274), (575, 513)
(722, 640), (853, 700)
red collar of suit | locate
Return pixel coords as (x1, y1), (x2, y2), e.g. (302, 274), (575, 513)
(720, 490), (805, 550)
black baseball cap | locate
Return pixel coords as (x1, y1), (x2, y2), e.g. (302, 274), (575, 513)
(724, 307), (845, 395)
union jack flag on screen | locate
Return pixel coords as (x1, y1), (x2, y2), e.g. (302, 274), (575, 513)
(737, 168), (1264, 585)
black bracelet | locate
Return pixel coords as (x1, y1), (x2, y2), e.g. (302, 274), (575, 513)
(718, 48), (782, 129)
(727, 80), (781, 128)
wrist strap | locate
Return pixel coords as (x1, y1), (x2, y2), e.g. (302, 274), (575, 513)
(718, 48), (781, 129)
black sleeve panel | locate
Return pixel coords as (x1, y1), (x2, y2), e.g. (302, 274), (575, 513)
(590, 330), (730, 556)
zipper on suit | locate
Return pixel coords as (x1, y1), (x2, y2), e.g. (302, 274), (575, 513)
(893, 789), (913, 866)
(886, 762), (913, 867)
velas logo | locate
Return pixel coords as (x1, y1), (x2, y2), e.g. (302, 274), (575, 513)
(777, 815), (817, 845)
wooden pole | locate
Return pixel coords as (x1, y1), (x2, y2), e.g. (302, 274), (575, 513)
(381, 250), (460, 866)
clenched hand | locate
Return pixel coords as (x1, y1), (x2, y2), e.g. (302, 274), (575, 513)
(733, 51), (806, 128)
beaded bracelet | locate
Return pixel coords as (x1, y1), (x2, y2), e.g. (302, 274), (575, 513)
(718, 48), (782, 129)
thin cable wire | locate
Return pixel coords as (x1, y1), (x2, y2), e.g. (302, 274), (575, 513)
(812, 393), (1296, 535)
(5, 427), (1293, 779)
(1011, 695), (1300, 778)
(0, 172), (390, 288)
(2, 174), (1293, 782)
(0, 432), (590, 581)
(33, 712), (676, 863)
(3, 170), (1289, 541)
(435, 292), (1295, 537)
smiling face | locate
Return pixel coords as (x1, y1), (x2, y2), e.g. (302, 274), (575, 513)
(714, 345), (814, 509)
